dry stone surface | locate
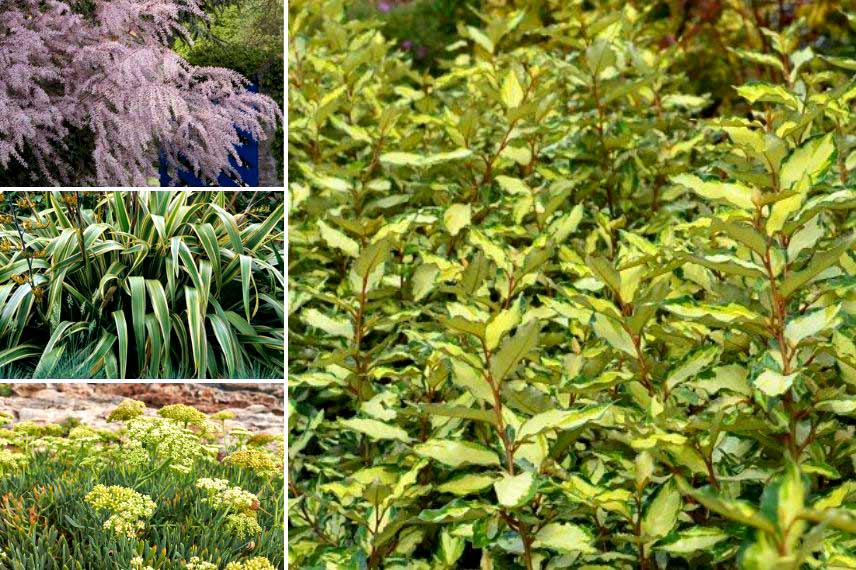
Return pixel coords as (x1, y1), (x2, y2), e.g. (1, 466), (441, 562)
(0, 383), (283, 434)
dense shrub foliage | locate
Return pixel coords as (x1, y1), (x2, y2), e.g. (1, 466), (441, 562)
(0, 191), (284, 380)
(0, 0), (281, 186)
(347, 0), (477, 70)
(0, 400), (284, 568)
(288, 1), (856, 568)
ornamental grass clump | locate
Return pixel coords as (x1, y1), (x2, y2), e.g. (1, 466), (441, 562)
(0, 191), (284, 380)
(0, 402), (284, 568)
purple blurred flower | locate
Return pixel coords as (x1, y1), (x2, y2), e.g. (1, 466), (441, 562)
(400, 39), (413, 50)
(377, 1), (391, 12)
(416, 45), (428, 59)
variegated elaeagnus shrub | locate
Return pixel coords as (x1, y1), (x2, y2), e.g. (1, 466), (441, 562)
(0, 191), (284, 379)
(0, 400), (284, 568)
(288, 1), (855, 569)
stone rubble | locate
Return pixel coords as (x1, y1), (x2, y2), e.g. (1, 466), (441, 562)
(0, 383), (284, 434)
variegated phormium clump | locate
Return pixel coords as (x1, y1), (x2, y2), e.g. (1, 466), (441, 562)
(0, 191), (285, 380)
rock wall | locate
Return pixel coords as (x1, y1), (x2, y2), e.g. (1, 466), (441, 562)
(0, 383), (284, 434)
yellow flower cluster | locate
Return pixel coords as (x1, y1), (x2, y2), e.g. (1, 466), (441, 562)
(21, 219), (49, 230)
(158, 403), (208, 427)
(107, 399), (147, 422)
(195, 478), (262, 539)
(0, 449), (28, 475)
(224, 557), (276, 570)
(13, 421), (62, 438)
(178, 557), (276, 570)
(125, 416), (206, 474)
(246, 433), (278, 447)
(222, 449), (279, 477)
(184, 556), (218, 570)
(210, 410), (236, 421)
(84, 485), (156, 539)
(68, 426), (100, 441)
(21, 249), (46, 259)
(224, 512), (262, 539)
(130, 557), (155, 570)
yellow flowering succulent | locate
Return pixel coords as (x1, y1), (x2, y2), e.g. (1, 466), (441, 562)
(226, 556), (276, 570)
(158, 404), (208, 427)
(107, 399), (147, 422)
(84, 485), (156, 539)
(210, 410), (236, 422)
(224, 557), (276, 570)
(129, 556), (155, 570)
(222, 449), (279, 477)
(195, 478), (263, 540)
(184, 556), (218, 570)
(0, 449), (28, 475)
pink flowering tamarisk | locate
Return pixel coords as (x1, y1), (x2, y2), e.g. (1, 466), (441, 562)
(0, 0), (280, 185)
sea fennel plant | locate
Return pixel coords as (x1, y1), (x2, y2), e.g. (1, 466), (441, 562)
(288, 2), (856, 569)
(0, 401), (284, 568)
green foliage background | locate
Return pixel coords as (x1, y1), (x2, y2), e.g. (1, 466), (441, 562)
(177, 0), (285, 184)
(289, 0), (856, 568)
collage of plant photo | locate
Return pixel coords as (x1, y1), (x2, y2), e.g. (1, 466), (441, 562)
(288, 1), (855, 569)
(0, 0), (288, 568)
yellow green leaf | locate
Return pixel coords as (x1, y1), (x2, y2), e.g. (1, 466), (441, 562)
(413, 439), (500, 468)
(443, 203), (472, 236)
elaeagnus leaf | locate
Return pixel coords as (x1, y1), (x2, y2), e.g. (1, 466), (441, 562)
(490, 320), (540, 381)
(413, 440), (500, 467)
(493, 471), (537, 508)
(641, 479), (681, 540)
(355, 238), (391, 279)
